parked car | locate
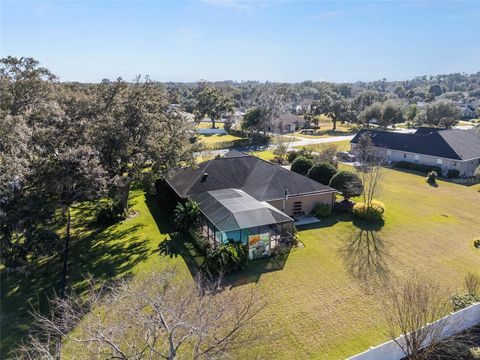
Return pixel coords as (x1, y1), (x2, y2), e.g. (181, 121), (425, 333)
(300, 129), (315, 134)
(336, 151), (356, 162)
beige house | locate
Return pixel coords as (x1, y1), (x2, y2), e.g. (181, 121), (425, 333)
(166, 150), (336, 218)
(350, 128), (480, 177)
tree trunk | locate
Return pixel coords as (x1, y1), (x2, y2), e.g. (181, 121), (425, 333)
(211, 117), (216, 129)
(119, 178), (132, 214)
(332, 117), (337, 131)
(60, 207), (71, 299)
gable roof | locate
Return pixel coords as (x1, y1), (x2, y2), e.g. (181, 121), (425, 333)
(192, 188), (292, 232)
(167, 151), (336, 201)
(350, 128), (480, 161)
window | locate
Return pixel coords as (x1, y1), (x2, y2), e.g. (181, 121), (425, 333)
(414, 154), (419, 163)
(403, 153), (407, 158)
(387, 150), (392, 156)
(453, 161), (457, 167)
(437, 159), (443, 165)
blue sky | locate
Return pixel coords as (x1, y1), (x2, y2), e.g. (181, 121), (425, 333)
(1, 1), (479, 83)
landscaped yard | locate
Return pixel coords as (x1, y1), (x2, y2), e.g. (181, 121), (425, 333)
(2, 167), (480, 359)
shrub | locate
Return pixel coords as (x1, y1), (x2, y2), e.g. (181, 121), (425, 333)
(474, 238), (480, 249)
(204, 241), (248, 274)
(307, 162), (337, 185)
(451, 293), (480, 311)
(329, 171), (364, 200)
(352, 201), (385, 222)
(447, 169), (460, 179)
(286, 148), (313, 164)
(333, 200), (354, 213)
(313, 203), (332, 217)
(290, 156), (314, 176)
(394, 161), (442, 175)
(96, 200), (125, 225)
(173, 200), (200, 232)
(189, 228), (210, 254)
(426, 171), (437, 184)
(465, 272), (480, 296)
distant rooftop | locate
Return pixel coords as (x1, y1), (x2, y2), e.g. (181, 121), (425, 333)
(351, 128), (480, 161)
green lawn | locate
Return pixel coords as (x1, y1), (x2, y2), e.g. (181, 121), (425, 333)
(198, 133), (244, 147)
(247, 149), (276, 161)
(2, 168), (480, 359)
(196, 122), (225, 129)
(296, 140), (351, 153)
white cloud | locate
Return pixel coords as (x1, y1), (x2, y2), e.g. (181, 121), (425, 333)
(313, 10), (343, 20)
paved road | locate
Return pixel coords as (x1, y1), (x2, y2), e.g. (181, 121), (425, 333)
(197, 124), (475, 158)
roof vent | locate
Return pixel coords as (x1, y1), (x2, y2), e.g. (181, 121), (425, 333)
(201, 173), (208, 182)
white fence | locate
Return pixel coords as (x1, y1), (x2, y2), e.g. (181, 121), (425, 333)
(348, 302), (480, 360)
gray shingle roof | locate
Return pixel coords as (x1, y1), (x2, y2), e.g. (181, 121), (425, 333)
(167, 151), (336, 201)
(192, 189), (293, 232)
(351, 128), (480, 161)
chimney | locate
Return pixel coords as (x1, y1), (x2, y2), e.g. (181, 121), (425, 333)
(201, 173), (208, 182)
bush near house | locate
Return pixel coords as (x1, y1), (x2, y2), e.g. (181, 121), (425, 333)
(394, 161), (442, 175)
(447, 169), (460, 179)
(329, 171), (364, 200)
(313, 203), (332, 217)
(307, 162), (338, 185)
(204, 241), (248, 274)
(291, 156), (314, 176)
(352, 201), (385, 222)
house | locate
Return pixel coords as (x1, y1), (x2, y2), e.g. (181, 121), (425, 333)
(268, 114), (305, 134)
(166, 150), (336, 258)
(350, 128), (480, 176)
(458, 104), (477, 120)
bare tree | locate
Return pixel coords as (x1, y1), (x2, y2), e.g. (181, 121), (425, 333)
(16, 268), (263, 360)
(355, 133), (384, 209)
(464, 272), (480, 296)
(272, 135), (293, 164)
(383, 274), (451, 360)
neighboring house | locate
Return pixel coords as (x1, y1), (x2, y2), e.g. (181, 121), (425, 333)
(350, 128), (480, 176)
(166, 150), (336, 259)
(458, 104), (477, 119)
(268, 114), (305, 134)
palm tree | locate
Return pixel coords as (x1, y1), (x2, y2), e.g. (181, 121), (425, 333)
(173, 200), (200, 232)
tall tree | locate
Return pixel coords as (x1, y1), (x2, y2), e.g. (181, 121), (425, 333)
(195, 84), (234, 129)
(37, 146), (107, 297)
(93, 77), (197, 213)
(312, 91), (349, 131)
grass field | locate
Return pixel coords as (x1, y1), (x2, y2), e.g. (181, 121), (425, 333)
(293, 115), (359, 139)
(296, 140), (351, 153)
(196, 121), (225, 129)
(197, 133), (244, 147)
(2, 167), (480, 359)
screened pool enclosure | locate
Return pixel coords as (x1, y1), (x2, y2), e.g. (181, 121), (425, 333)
(192, 189), (294, 260)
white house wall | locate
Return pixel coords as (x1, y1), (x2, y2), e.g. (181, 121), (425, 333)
(351, 144), (480, 176)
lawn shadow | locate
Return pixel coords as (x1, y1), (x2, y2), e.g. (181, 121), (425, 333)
(1, 203), (151, 357)
(339, 226), (392, 293)
(296, 212), (354, 231)
(224, 249), (291, 288)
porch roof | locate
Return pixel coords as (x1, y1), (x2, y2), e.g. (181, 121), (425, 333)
(192, 188), (293, 233)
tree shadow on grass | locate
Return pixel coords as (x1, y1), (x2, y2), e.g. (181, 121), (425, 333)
(339, 226), (392, 293)
(1, 208), (151, 357)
